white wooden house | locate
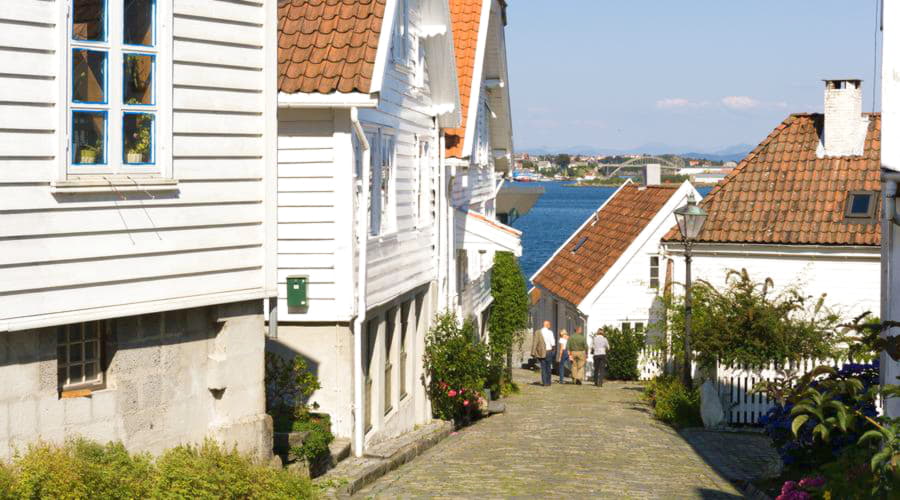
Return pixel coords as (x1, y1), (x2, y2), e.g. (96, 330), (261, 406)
(881, 1), (900, 418)
(441, 0), (521, 333)
(271, 0), (462, 456)
(661, 81), (881, 327)
(530, 175), (700, 344)
(0, 0), (278, 460)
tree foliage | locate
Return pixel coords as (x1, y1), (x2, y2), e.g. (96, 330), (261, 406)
(665, 269), (843, 368)
(487, 252), (529, 391)
(604, 326), (643, 380)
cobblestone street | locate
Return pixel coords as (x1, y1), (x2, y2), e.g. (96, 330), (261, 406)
(355, 369), (776, 499)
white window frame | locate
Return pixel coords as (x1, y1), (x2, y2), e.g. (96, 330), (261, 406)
(392, 0), (418, 71)
(366, 127), (397, 236)
(649, 255), (660, 289)
(63, 0), (171, 180)
(415, 135), (432, 227)
(57, 320), (107, 392)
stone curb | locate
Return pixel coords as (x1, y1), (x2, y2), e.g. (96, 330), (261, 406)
(317, 420), (453, 498)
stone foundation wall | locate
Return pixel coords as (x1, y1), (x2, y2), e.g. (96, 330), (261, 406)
(0, 300), (272, 462)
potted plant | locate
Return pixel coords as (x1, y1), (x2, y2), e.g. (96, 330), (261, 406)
(126, 117), (151, 163)
(79, 142), (100, 164)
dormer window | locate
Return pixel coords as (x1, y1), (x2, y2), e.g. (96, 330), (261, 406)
(844, 191), (876, 220)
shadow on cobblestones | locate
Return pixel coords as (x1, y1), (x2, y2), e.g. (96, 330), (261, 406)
(354, 369), (773, 499)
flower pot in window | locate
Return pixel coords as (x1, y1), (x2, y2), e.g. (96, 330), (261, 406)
(79, 150), (97, 164)
(127, 152), (143, 164)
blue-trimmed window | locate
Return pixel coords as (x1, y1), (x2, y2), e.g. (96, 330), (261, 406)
(70, 0), (158, 172)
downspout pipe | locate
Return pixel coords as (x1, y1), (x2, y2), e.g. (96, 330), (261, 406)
(351, 108), (370, 457)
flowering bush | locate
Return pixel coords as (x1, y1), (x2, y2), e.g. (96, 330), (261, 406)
(776, 476), (825, 500)
(424, 313), (489, 424)
(759, 361), (879, 468)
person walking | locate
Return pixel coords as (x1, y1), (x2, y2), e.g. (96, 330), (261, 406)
(530, 325), (549, 386)
(536, 320), (555, 386)
(568, 326), (587, 385)
(556, 330), (570, 384)
(591, 328), (610, 387)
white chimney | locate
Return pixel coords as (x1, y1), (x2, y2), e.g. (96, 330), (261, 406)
(819, 79), (869, 157)
(643, 163), (661, 186)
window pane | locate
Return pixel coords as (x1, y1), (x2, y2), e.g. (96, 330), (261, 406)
(73, 0), (106, 41)
(124, 113), (154, 164)
(73, 49), (107, 103)
(124, 0), (154, 46)
(84, 342), (96, 362)
(69, 344), (83, 363)
(72, 111), (107, 165)
(70, 364), (83, 382)
(851, 194), (871, 215)
(85, 362), (96, 380)
(124, 54), (154, 104)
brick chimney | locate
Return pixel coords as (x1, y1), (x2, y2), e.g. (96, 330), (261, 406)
(642, 163), (661, 187)
(819, 79), (869, 157)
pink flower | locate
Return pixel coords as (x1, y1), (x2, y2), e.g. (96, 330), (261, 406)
(447, 390), (457, 397)
(460, 389), (465, 395)
(463, 400), (470, 406)
(780, 481), (797, 495)
(798, 477), (825, 489)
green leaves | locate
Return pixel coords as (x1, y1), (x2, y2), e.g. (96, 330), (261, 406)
(665, 268), (843, 368)
(487, 252), (529, 389)
(792, 414), (809, 436)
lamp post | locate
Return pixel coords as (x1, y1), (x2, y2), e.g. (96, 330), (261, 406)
(673, 193), (707, 390)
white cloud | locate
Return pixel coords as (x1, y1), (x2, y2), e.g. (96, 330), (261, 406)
(656, 98), (691, 109)
(721, 96), (759, 110)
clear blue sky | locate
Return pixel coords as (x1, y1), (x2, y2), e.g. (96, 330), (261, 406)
(506, 0), (882, 154)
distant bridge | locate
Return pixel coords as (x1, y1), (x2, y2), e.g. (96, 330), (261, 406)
(598, 156), (684, 178)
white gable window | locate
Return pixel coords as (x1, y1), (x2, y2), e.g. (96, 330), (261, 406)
(69, 0), (166, 176)
(392, 0), (419, 72)
(367, 128), (396, 236)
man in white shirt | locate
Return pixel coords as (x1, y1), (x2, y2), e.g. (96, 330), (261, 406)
(539, 320), (556, 386)
(591, 329), (611, 387)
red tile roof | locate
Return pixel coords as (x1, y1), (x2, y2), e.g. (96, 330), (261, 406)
(662, 113), (881, 246)
(533, 183), (680, 306)
(278, 0), (386, 95)
(445, 0), (483, 158)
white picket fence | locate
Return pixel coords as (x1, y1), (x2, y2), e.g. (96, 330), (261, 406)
(637, 349), (861, 425)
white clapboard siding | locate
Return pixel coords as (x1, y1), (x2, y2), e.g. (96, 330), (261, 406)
(2, 269), (263, 320)
(0, 1), (56, 24)
(277, 109), (344, 322)
(358, 62), (439, 310)
(0, 223), (262, 267)
(0, 0), (274, 327)
(0, 4), (59, 183)
(173, 0), (265, 25)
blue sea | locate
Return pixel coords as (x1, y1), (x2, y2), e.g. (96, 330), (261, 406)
(510, 182), (712, 286)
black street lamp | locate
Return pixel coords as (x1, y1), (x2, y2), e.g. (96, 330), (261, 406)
(673, 193), (708, 390)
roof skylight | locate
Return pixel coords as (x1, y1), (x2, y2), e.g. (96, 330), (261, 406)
(572, 236), (588, 253)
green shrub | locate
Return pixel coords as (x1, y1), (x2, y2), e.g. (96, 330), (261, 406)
(154, 439), (313, 499)
(424, 313), (489, 423)
(605, 326), (643, 380)
(9, 439), (154, 500)
(2, 439), (314, 500)
(290, 414), (334, 463)
(0, 463), (10, 500)
(266, 352), (321, 425)
(487, 251), (529, 393)
(644, 376), (702, 428)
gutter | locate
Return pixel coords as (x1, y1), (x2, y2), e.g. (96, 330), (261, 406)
(278, 92), (379, 109)
(351, 108), (371, 457)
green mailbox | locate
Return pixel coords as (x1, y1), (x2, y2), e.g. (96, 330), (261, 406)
(287, 276), (308, 308)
